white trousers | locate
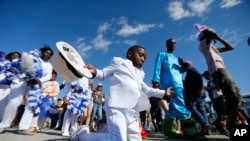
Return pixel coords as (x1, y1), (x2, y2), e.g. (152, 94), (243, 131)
(30, 116), (46, 129)
(0, 80), (26, 128)
(61, 109), (79, 134)
(79, 107), (142, 141)
(18, 102), (34, 130)
(0, 84), (10, 121)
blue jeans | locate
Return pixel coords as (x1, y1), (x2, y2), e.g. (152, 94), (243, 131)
(90, 103), (103, 123)
(185, 96), (209, 127)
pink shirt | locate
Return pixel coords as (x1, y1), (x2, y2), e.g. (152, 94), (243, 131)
(199, 39), (225, 75)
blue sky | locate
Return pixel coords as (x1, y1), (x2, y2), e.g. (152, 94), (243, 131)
(1, 0), (250, 99)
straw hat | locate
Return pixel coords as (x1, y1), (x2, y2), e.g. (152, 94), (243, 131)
(51, 41), (92, 82)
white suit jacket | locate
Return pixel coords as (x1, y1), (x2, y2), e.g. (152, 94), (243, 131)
(95, 57), (165, 112)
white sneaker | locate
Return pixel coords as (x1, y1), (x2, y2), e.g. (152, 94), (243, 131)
(68, 125), (89, 141)
(62, 132), (70, 137)
(0, 128), (5, 134)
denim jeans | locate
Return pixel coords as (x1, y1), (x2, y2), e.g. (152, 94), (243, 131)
(185, 96), (209, 127)
(90, 103), (103, 123)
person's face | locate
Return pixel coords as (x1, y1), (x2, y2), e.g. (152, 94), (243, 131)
(167, 39), (176, 52)
(89, 81), (93, 86)
(63, 96), (68, 103)
(129, 48), (147, 68)
(96, 86), (102, 91)
(50, 73), (57, 81)
(153, 83), (160, 89)
(10, 53), (20, 61)
(41, 50), (53, 61)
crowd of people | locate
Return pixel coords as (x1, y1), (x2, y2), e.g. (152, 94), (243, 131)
(0, 24), (249, 141)
(0, 46), (106, 137)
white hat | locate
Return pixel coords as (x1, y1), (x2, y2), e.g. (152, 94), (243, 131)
(97, 83), (102, 86)
(51, 41), (92, 82)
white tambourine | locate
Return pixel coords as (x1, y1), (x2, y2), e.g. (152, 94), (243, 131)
(51, 41), (92, 82)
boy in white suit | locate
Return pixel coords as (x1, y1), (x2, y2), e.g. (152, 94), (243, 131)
(68, 45), (174, 141)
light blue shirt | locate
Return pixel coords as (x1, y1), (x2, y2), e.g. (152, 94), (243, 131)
(152, 52), (184, 89)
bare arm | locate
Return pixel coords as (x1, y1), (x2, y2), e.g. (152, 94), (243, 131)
(215, 34), (234, 52)
(205, 28), (234, 53)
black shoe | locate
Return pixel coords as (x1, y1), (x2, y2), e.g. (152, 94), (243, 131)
(218, 127), (230, 137)
(201, 124), (214, 135)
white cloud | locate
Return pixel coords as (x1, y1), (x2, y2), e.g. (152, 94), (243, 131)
(122, 40), (137, 46)
(116, 24), (156, 37)
(116, 17), (128, 26)
(77, 17), (163, 54)
(167, 0), (215, 20)
(167, 0), (242, 20)
(75, 37), (85, 44)
(220, 29), (250, 46)
(188, 0), (214, 16)
(187, 34), (199, 41)
(91, 34), (112, 52)
(97, 22), (111, 34)
(220, 0), (241, 9)
(75, 37), (93, 58)
(116, 17), (163, 37)
(158, 23), (164, 28)
(90, 23), (113, 52)
(167, 1), (193, 20)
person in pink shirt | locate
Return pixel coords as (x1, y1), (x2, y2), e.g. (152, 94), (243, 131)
(194, 24), (242, 132)
(41, 70), (60, 97)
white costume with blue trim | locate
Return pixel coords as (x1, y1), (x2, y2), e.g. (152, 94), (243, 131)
(18, 50), (52, 131)
(61, 77), (91, 135)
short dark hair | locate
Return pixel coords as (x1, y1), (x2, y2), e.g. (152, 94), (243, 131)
(6, 51), (21, 60)
(166, 38), (176, 46)
(52, 70), (57, 75)
(126, 45), (145, 58)
(40, 44), (54, 56)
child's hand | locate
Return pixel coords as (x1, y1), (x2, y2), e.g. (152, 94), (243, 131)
(27, 78), (41, 86)
(73, 87), (79, 92)
(165, 87), (175, 98)
(198, 89), (205, 97)
(84, 64), (97, 78)
(8, 68), (18, 74)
